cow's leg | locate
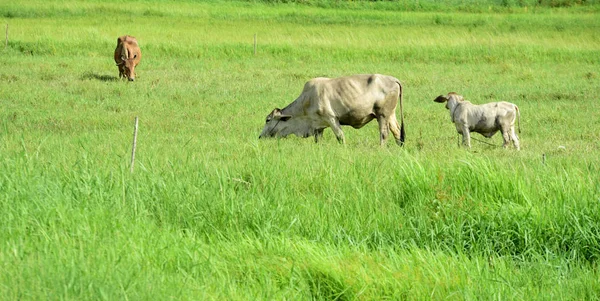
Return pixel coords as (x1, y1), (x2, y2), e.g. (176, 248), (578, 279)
(388, 114), (402, 146)
(326, 117), (345, 144)
(314, 128), (324, 143)
(377, 116), (390, 146)
(501, 126), (511, 149)
(510, 126), (520, 150)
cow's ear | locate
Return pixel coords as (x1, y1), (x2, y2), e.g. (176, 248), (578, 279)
(279, 115), (292, 121)
(434, 95), (448, 103)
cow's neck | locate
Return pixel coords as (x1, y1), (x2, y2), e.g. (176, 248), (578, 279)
(281, 96), (306, 116)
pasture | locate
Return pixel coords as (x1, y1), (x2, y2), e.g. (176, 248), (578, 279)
(1, 0), (600, 299)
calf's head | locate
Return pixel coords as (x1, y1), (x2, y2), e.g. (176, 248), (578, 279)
(434, 92), (463, 110)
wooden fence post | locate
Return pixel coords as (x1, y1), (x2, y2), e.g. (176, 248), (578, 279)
(130, 116), (139, 173)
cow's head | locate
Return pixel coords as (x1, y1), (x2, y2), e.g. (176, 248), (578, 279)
(118, 45), (138, 81)
(434, 92), (463, 109)
(259, 108), (293, 139)
(117, 54), (138, 81)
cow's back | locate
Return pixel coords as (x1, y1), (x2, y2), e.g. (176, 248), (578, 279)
(114, 35), (141, 64)
(311, 74), (400, 128)
(314, 74), (396, 104)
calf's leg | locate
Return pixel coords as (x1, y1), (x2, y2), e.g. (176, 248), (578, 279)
(461, 125), (471, 148)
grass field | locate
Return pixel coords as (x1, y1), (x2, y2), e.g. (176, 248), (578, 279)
(1, 0), (600, 299)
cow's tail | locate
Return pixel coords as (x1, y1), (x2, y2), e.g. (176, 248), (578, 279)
(515, 105), (521, 134)
(397, 80), (405, 145)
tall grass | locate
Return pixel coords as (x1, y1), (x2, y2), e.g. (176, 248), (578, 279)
(247, 0), (600, 12)
(1, 0), (599, 299)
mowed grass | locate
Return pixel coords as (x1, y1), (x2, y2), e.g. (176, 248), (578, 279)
(1, 0), (600, 299)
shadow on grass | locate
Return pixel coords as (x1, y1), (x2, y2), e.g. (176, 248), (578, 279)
(81, 72), (119, 82)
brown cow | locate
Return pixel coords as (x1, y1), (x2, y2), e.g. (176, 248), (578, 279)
(114, 35), (141, 81)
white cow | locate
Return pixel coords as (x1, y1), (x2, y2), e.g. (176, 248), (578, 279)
(434, 92), (520, 150)
(259, 74), (405, 146)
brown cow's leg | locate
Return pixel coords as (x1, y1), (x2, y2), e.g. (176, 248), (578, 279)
(118, 65), (125, 79)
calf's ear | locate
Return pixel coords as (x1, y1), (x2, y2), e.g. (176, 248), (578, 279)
(433, 95), (448, 103)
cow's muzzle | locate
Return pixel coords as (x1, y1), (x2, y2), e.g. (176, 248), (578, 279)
(259, 133), (274, 139)
(128, 77), (135, 82)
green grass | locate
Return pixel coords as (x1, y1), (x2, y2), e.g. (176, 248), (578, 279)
(1, 0), (600, 299)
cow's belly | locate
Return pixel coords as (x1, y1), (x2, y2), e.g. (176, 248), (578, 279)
(339, 113), (376, 129)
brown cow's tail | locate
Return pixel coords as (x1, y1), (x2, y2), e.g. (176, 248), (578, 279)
(516, 105), (521, 134)
(398, 80), (405, 146)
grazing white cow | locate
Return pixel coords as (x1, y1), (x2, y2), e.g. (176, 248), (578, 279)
(434, 92), (520, 150)
(259, 74), (405, 146)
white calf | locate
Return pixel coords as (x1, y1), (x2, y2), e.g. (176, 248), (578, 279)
(434, 92), (520, 150)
